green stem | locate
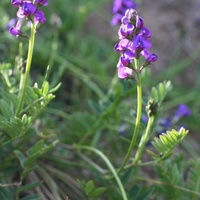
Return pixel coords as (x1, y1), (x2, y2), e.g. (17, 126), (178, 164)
(16, 23), (36, 116)
(134, 116), (154, 164)
(76, 145), (128, 200)
(118, 59), (142, 173)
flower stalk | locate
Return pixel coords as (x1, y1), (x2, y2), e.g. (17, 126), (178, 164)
(118, 58), (142, 173)
(134, 115), (154, 164)
(16, 23), (36, 116)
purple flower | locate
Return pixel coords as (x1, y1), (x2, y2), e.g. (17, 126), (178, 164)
(114, 9), (157, 79)
(11, 0), (22, 7)
(111, 0), (138, 26)
(120, 50), (135, 65)
(118, 23), (135, 39)
(138, 26), (152, 38)
(17, 2), (37, 18)
(174, 104), (190, 118)
(34, 10), (46, 24)
(140, 49), (158, 66)
(9, 19), (22, 36)
(130, 35), (152, 52)
(35, 0), (48, 6)
(114, 38), (130, 52)
(117, 63), (133, 79)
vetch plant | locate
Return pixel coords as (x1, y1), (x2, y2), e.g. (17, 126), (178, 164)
(74, 7), (191, 200)
(1, 1), (199, 199)
(114, 8), (158, 171)
(10, 0), (47, 116)
(0, 0), (60, 199)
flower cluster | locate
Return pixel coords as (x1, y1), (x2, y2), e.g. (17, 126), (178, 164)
(111, 0), (138, 26)
(114, 9), (157, 79)
(10, 0), (48, 37)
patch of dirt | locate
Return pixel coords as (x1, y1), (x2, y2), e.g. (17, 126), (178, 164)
(140, 0), (200, 84)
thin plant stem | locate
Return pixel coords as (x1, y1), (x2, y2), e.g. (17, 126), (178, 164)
(76, 145), (128, 200)
(134, 116), (154, 164)
(16, 23), (36, 116)
(118, 58), (142, 173)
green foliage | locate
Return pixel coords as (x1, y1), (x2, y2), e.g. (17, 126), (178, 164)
(148, 128), (188, 160)
(78, 180), (106, 200)
(151, 81), (173, 107)
(153, 155), (200, 199)
(0, 0), (200, 199)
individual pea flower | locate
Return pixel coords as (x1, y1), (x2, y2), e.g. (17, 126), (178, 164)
(114, 8), (157, 79)
(35, 0), (48, 6)
(17, 2), (37, 18)
(111, 0), (138, 26)
(9, 19), (22, 37)
(174, 104), (190, 118)
(117, 60), (133, 79)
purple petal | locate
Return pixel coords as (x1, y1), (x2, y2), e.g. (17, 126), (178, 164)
(35, 0), (48, 6)
(112, 0), (123, 13)
(34, 10), (46, 24)
(174, 104), (190, 118)
(120, 50), (135, 65)
(119, 23), (134, 38)
(11, 0), (22, 7)
(139, 26), (152, 38)
(9, 19), (22, 36)
(130, 35), (152, 51)
(135, 16), (144, 29)
(115, 38), (130, 52)
(146, 53), (157, 63)
(118, 66), (133, 79)
(17, 2), (37, 18)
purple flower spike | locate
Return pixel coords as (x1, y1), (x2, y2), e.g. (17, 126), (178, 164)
(17, 2), (37, 18)
(114, 8), (157, 80)
(174, 104), (190, 118)
(9, 19), (22, 36)
(34, 10), (46, 24)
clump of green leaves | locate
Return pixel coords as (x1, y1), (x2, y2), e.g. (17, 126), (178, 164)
(148, 128), (188, 160)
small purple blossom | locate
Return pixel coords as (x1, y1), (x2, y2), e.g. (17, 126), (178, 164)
(35, 0), (48, 6)
(34, 10), (46, 24)
(111, 0), (138, 26)
(11, 0), (22, 7)
(114, 9), (157, 79)
(9, 19), (22, 36)
(17, 2), (37, 18)
(174, 104), (190, 118)
(118, 64), (133, 79)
